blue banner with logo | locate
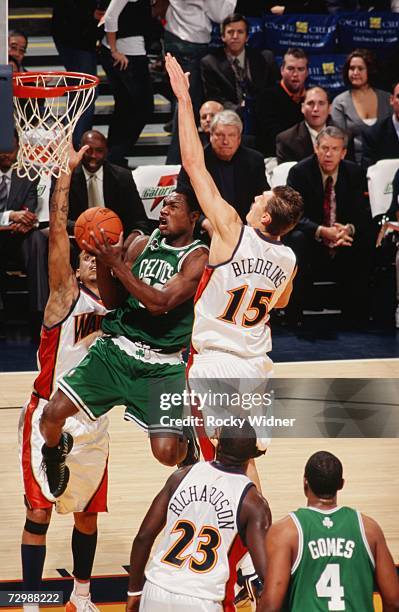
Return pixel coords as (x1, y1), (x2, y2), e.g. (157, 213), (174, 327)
(263, 13), (338, 54)
(307, 54), (347, 97)
(337, 12), (399, 53)
(210, 17), (265, 49)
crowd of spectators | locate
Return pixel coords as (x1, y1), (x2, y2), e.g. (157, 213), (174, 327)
(2, 0), (399, 339)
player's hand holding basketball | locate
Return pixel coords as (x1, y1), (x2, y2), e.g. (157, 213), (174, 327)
(83, 229), (124, 270)
(165, 53), (190, 100)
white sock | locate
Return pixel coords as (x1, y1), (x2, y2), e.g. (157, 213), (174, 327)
(74, 579), (90, 598)
(238, 552), (256, 576)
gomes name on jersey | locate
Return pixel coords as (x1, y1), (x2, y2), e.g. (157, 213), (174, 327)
(169, 484), (235, 530)
(230, 257), (287, 288)
(308, 537), (355, 560)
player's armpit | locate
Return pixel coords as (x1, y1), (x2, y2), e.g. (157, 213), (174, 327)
(44, 276), (78, 328)
(274, 266), (297, 309)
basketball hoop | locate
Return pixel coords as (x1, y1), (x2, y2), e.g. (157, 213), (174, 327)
(13, 71), (99, 180)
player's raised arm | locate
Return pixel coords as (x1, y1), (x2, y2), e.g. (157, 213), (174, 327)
(165, 54), (241, 238)
(44, 145), (88, 327)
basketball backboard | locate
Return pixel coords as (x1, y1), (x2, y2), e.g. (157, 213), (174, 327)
(0, 0), (15, 152)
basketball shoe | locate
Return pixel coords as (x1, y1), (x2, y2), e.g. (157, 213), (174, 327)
(66, 591), (99, 612)
(234, 570), (263, 607)
(41, 432), (73, 497)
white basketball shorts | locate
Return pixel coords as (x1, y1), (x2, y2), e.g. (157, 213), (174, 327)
(139, 581), (222, 612)
(187, 351), (274, 457)
(19, 393), (109, 514)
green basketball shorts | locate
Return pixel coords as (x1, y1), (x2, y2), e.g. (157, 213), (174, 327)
(58, 336), (186, 434)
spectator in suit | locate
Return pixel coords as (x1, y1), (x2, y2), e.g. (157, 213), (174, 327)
(276, 87), (331, 164)
(0, 133), (47, 338)
(362, 81), (399, 168)
(331, 49), (391, 164)
(68, 130), (149, 239)
(198, 100), (224, 148)
(276, 86), (355, 163)
(256, 48), (309, 156)
(285, 126), (373, 325)
(164, 0), (236, 163)
(200, 13), (278, 136)
(177, 110), (269, 229)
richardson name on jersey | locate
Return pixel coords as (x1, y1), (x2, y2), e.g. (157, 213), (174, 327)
(308, 537), (355, 559)
(231, 257), (287, 288)
(169, 484), (236, 530)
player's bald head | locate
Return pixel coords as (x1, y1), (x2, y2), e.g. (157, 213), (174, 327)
(217, 420), (259, 466)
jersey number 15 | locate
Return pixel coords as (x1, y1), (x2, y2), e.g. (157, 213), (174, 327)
(218, 287), (274, 327)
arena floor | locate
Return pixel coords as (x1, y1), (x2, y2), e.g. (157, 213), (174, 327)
(0, 361), (398, 610)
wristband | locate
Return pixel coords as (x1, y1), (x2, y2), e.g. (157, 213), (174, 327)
(127, 591), (142, 597)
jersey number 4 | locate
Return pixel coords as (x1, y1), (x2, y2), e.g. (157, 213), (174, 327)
(218, 286), (274, 327)
(161, 520), (221, 573)
(316, 563), (345, 610)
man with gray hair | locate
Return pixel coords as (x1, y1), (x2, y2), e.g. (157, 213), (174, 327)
(285, 125), (373, 325)
(177, 109), (269, 225)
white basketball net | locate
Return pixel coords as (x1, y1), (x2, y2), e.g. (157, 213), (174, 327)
(13, 72), (98, 181)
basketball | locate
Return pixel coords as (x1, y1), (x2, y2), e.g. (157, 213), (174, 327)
(74, 207), (123, 251)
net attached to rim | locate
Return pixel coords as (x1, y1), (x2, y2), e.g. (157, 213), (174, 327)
(13, 71), (99, 180)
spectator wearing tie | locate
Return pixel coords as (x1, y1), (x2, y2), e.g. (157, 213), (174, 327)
(285, 126), (373, 325)
(67, 130), (149, 239)
(164, 0), (237, 163)
(200, 13), (278, 135)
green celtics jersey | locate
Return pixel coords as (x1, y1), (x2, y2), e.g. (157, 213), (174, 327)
(102, 229), (207, 353)
(283, 506), (375, 612)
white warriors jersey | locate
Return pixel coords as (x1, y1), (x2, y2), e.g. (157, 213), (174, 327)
(145, 461), (254, 605)
(192, 225), (296, 357)
(34, 284), (107, 400)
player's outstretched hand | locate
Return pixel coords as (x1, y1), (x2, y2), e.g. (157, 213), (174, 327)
(67, 143), (90, 173)
(165, 53), (190, 101)
(82, 230), (124, 269)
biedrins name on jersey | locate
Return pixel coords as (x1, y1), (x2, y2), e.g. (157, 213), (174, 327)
(230, 257), (287, 288)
